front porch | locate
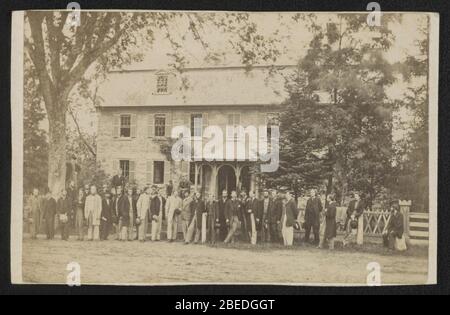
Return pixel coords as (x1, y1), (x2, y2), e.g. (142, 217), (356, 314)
(190, 161), (259, 198)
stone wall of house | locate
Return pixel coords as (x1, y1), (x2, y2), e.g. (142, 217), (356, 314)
(96, 106), (276, 190)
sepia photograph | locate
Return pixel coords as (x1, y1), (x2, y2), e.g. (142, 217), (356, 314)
(10, 8), (438, 286)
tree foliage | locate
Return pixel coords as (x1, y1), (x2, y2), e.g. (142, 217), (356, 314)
(263, 14), (400, 206)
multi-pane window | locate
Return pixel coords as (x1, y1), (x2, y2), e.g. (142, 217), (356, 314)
(120, 115), (131, 138)
(120, 160), (130, 178)
(156, 75), (168, 94)
(153, 161), (165, 184)
(154, 114), (166, 137)
(190, 114), (203, 138)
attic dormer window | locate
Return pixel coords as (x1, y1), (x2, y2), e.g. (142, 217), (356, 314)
(156, 75), (169, 94)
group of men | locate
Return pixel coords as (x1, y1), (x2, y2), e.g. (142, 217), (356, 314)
(26, 176), (405, 251)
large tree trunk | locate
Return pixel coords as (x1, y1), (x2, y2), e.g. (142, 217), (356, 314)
(47, 107), (67, 196)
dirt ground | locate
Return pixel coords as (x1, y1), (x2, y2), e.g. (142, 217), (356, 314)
(22, 235), (429, 286)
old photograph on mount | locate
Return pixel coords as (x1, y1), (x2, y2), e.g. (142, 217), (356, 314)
(11, 10), (437, 285)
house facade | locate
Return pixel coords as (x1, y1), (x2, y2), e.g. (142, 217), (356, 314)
(96, 65), (295, 197)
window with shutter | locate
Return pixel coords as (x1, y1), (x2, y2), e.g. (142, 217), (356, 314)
(147, 114), (154, 138)
(130, 114), (137, 138)
(153, 161), (164, 184)
(164, 161), (171, 184)
(113, 115), (120, 138)
(190, 113), (203, 138)
(154, 114), (166, 137)
(119, 115), (131, 138)
(146, 161), (153, 184)
(165, 112), (172, 137)
(119, 160), (130, 178)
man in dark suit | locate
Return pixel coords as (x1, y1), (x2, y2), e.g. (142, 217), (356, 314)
(271, 189), (284, 243)
(218, 190), (229, 241)
(43, 191), (57, 240)
(239, 191), (250, 242)
(258, 190), (274, 243)
(117, 187), (131, 241)
(282, 190), (299, 246)
(343, 192), (365, 246)
(100, 191), (114, 240)
(383, 203), (404, 250)
(304, 189), (323, 245)
(245, 191), (260, 245)
(224, 191), (242, 243)
(150, 187), (166, 241)
(57, 189), (72, 241)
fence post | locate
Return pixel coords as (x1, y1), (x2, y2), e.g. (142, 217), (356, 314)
(399, 200), (412, 244)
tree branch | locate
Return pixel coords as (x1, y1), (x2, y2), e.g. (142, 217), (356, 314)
(67, 106), (97, 158)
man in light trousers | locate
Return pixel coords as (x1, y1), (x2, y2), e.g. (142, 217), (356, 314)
(136, 186), (151, 242)
(181, 191), (193, 242)
(84, 185), (102, 241)
(166, 189), (183, 242)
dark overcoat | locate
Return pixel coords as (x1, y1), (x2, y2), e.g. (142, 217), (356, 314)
(324, 202), (337, 239)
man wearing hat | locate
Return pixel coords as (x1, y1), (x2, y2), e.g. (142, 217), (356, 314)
(43, 190), (57, 240)
(281, 190), (299, 246)
(343, 192), (365, 247)
(100, 190), (114, 240)
(383, 202), (405, 250)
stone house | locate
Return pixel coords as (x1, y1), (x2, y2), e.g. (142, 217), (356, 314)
(96, 64), (295, 196)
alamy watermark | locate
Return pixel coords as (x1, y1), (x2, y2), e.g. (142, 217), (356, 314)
(171, 124), (280, 173)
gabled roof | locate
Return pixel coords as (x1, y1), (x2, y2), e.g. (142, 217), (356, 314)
(97, 65), (296, 108)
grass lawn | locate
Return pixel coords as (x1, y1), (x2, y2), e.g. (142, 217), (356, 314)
(21, 234), (429, 286)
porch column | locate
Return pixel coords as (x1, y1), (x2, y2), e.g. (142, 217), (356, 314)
(235, 164), (242, 193)
(209, 165), (219, 198)
(194, 163), (200, 192)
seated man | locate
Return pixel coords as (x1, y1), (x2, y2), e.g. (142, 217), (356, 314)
(383, 204), (405, 251)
